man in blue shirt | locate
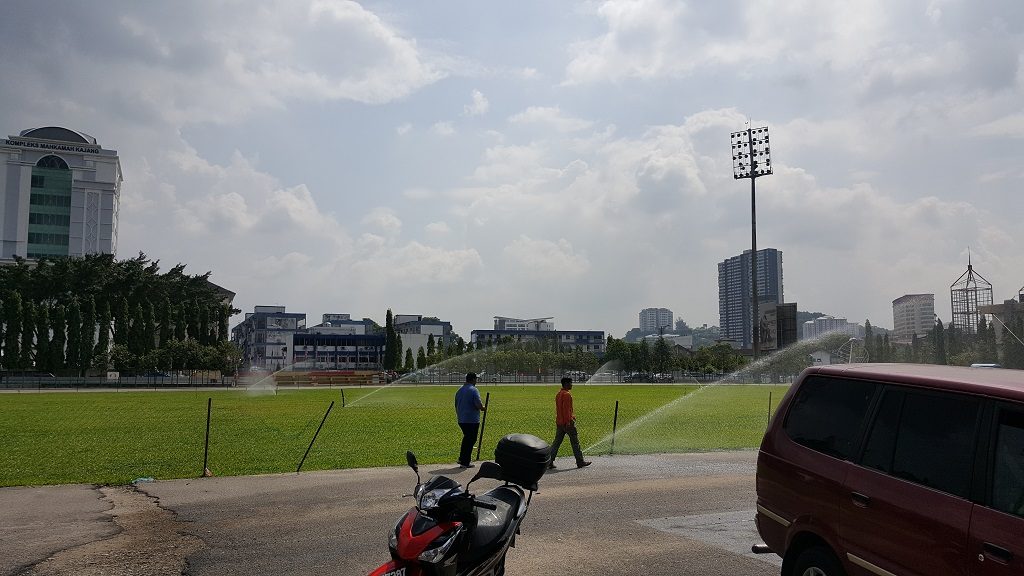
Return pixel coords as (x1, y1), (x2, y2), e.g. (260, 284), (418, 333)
(455, 372), (485, 468)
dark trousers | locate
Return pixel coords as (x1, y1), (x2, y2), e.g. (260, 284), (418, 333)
(458, 422), (479, 465)
(549, 423), (585, 466)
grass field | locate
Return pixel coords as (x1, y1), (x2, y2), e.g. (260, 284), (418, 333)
(0, 383), (789, 487)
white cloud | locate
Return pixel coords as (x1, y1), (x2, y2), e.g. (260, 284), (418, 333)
(503, 236), (590, 279)
(361, 207), (402, 236)
(426, 221), (451, 234)
(463, 89), (489, 116)
(396, 123), (413, 135)
(509, 106), (594, 133)
(432, 121), (455, 136)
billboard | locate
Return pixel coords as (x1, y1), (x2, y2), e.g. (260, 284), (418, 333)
(759, 303), (778, 351)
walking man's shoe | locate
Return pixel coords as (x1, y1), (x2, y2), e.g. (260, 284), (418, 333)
(547, 463), (557, 470)
(577, 461), (592, 468)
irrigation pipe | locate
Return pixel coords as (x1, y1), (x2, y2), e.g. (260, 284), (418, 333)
(202, 398), (212, 477)
(610, 400), (619, 455)
(297, 401), (335, 473)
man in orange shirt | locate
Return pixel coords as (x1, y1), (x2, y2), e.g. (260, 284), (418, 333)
(547, 376), (592, 469)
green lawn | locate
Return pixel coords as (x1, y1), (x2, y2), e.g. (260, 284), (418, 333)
(0, 383), (789, 487)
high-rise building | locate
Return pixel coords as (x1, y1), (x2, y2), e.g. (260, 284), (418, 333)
(1, 127), (122, 261)
(639, 308), (673, 334)
(718, 248), (783, 349)
(892, 294), (935, 343)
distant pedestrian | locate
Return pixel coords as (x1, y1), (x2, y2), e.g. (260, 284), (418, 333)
(548, 377), (591, 469)
(455, 372), (485, 468)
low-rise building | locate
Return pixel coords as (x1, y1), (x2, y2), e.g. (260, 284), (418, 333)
(471, 317), (605, 353)
(231, 306), (307, 370)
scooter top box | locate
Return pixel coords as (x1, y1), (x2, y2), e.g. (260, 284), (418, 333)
(494, 433), (550, 491)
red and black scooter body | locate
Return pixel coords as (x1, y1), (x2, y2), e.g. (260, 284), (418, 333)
(369, 434), (549, 576)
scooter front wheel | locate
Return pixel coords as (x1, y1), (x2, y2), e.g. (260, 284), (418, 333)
(368, 559), (422, 576)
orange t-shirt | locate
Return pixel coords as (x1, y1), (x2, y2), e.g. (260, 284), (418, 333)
(555, 389), (574, 426)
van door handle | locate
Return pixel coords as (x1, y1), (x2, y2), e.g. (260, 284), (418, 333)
(983, 542), (1013, 563)
(850, 492), (871, 507)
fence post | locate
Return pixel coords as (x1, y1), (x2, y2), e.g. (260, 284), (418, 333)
(297, 401), (335, 473)
(475, 392), (491, 461)
(611, 400), (620, 455)
(766, 391), (772, 431)
(202, 398), (212, 476)
(341, 388), (346, 408)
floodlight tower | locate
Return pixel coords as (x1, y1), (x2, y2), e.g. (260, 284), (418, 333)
(731, 125), (773, 360)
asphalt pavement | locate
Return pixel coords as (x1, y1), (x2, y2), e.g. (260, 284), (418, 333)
(1, 451), (781, 575)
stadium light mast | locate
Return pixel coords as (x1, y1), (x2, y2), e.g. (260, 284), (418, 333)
(731, 125), (773, 360)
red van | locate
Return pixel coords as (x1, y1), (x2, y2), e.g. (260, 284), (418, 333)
(755, 364), (1024, 576)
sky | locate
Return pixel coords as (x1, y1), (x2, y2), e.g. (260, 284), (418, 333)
(2, 0), (1023, 339)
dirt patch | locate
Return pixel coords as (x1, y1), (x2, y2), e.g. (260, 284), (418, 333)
(21, 486), (204, 576)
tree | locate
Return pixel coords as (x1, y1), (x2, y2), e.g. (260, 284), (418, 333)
(96, 300), (111, 357)
(427, 334), (436, 359)
(384, 309), (398, 370)
(417, 346), (427, 369)
(931, 318), (947, 365)
(199, 303), (211, 345)
(80, 295), (96, 372)
(158, 297), (172, 347)
(174, 305), (187, 341)
(863, 320), (874, 360)
(66, 299), (83, 373)
(50, 304), (66, 370)
(20, 300), (35, 368)
(1001, 315), (1024, 369)
(113, 297), (130, 347)
(143, 300), (157, 352)
(636, 338), (651, 372)
(403, 348), (414, 371)
(34, 304), (51, 371)
(129, 302), (146, 355)
(652, 336), (672, 373)
(218, 304), (230, 342)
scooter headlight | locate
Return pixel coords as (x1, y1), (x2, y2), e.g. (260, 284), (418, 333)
(418, 525), (462, 564)
(418, 488), (449, 510)
(387, 518), (401, 554)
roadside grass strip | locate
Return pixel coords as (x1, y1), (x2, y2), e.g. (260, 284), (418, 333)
(0, 384), (789, 486)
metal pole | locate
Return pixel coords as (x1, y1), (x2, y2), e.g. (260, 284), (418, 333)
(297, 401), (335, 473)
(748, 128), (759, 362)
(475, 392), (490, 461)
(341, 388), (345, 407)
(611, 400), (620, 455)
(202, 397), (212, 476)
(766, 391), (772, 431)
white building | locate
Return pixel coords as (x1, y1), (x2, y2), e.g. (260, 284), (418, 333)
(639, 308), (674, 334)
(493, 317), (554, 331)
(892, 294), (935, 344)
(1, 127), (122, 261)
(802, 316), (864, 341)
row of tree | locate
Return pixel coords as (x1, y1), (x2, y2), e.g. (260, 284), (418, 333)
(0, 253), (241, 374)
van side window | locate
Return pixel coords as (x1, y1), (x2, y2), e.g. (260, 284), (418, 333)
(861, 389), (979, 498)
(991, 407), (1024, 517)
(784, 376), (877, 460)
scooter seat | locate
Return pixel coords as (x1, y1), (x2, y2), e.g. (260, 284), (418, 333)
(463, 486), (523, 565)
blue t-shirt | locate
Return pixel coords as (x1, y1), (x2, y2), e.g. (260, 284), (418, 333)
(455, 384), (482, 423)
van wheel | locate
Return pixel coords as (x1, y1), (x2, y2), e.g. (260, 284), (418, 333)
(791, 546), (845, 576)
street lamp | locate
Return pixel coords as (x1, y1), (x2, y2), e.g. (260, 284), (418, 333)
(731, 125), (773, 360)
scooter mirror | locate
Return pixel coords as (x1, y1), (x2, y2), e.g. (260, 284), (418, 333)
(406, 451), (418, 472)
(467, 461), (503, 489)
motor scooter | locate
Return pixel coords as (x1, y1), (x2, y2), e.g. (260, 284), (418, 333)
(368, 433), (549, 576)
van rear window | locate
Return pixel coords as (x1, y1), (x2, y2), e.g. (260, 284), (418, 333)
(784, 376), (877, 460)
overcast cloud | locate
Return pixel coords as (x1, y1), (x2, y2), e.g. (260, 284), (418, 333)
(2, 0), (1022, 338)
